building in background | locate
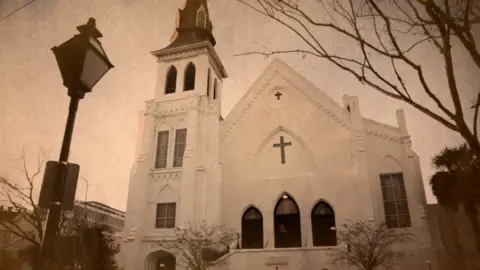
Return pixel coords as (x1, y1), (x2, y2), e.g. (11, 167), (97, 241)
(0, 205), (38, 270)
(0, 201), (126, 267)
(68, 200), (126, 232)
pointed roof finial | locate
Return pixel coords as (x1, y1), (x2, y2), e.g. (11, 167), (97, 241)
(161, 0), (216, 51)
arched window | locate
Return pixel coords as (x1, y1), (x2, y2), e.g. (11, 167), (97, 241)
(311, 201), (337, 246)
(213, 79), (218, 99)
(274, 194), (301, 248)
(165, 66), (177, 94)
(197, 8), (207, 28)
(241, 207), (263, 249)
(206, 68), (211, 97)
(184, 62), (196, 91)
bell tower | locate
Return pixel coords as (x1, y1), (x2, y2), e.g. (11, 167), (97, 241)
(152, 0), (227, 105)
(122, 1), (227, 269)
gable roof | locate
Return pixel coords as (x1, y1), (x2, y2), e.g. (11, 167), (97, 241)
(220, 58), (351, 141)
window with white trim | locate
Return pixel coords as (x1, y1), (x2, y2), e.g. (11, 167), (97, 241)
(155, 131), (169, 169)
(173, 129), (187, 167)
(155, 203), (176, 229)
(380, 173), (411, 228)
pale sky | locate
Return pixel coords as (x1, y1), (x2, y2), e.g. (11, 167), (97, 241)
(1, 0), (476, 211)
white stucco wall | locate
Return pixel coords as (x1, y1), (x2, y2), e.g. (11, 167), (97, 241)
(121, 57), (435, 270)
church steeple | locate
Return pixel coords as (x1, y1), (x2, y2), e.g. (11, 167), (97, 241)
(163, 0), (216, 51)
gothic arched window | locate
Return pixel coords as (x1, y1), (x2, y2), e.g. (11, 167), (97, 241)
(274, 194), (301, 248)
(206, 68), (211, 97)
(197, 8), (207, 28)
(165, 66), (177, 94)
(241, 207), (263, 249)
(213, 79), (218, 99)
(184, 62), (196, 91)
(311, 201), (337, 246)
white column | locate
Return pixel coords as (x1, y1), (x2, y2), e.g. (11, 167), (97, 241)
(126, 109), (156, 270)
(178, 98), (200, 227)
(206, 105), (222, 224)
(343, 95), (375, 222)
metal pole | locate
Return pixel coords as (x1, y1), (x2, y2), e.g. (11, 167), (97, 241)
(37, 96), (80, 269)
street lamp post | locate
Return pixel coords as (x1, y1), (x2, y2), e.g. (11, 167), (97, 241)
(37, 17), (113, 269)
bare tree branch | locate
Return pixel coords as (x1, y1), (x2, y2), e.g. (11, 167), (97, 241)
(236, 0), (480, 153)
(156, 221), (237, 270)
(329, 220), (411, 270)
(473, 91), (480, 138)
(0, 150), (99, 267)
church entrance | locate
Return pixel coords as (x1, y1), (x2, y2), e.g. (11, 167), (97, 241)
(156, 255), (175, 270)
(274, 194), (301, 248)
(145, 250), (176, 270)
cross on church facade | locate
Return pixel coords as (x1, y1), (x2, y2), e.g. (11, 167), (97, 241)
(274, 92), (282, 100)
(273, 136), (292, 164)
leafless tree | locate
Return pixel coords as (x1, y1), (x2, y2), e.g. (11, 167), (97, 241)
(0, 149), (93, 268)
(236, 0), (480, 154)
(156, 221), (237, 270)
(0, 149), (48, 249)
(329, 221), (411, 270)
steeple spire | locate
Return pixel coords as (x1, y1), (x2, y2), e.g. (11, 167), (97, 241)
(163, 0), (216, 50)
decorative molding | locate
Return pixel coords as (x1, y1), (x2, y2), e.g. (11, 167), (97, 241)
(400, 135), (412, 144)
(279, 72), (348, 128)
(364, 118), (399, 133)
(365, 130), (400, 142)
(152, 41), (227, 79)
(137, 153), (147, 162)
(142, 232), (177, 242)
(207, 104), (219, 114)
(148, 107), (188, 118)
(157, 47), (209, 63)
(220, 65), (350, 142)
(149, 170), (182, 183)
(196, 166), (208, 173)
(188, 98), (201, 110)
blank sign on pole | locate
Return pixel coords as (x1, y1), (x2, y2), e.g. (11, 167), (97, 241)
(38, 161), (80, 210)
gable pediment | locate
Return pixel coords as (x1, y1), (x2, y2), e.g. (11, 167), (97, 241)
(221, 58), (350, 141)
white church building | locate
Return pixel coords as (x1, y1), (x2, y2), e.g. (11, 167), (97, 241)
(121, 0), (436, 269)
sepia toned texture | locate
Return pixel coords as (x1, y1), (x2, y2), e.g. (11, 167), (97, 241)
(120, 1), (436, 269)
(1, 0), (477, 213)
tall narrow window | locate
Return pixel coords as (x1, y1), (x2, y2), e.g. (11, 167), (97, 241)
(311, 201), (337, 246)
(197, 8), (207, 28)
(274, 193), (301, 248)
(242, 207), (263, 249)
(206, 68), (211, 97)
(155, 203), (176, 228)
(165, 66), (177, 94)
(213, 79), (218, 99)
(155, 131), (169, 169)
(173, 129), (187, 167)
(380, 173), (411, 228)
(184, 63), (196, 91)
